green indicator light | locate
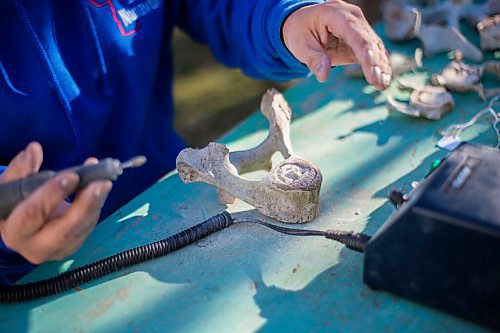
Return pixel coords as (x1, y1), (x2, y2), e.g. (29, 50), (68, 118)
(430, 158), (441, 172)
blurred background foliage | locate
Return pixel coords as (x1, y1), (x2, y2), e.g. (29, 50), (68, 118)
(172, 1), (381, 147)
(172, 29), (290, 147)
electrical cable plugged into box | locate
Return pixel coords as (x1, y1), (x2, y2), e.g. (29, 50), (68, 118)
(0, 212), (370, 303)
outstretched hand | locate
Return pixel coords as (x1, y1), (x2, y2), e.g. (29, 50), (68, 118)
(282, 0), (392, 90)
(0, 142), (112, 264)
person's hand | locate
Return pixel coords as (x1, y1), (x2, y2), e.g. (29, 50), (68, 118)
(282, 0), (392, 90)
(0, 142), (112, 264)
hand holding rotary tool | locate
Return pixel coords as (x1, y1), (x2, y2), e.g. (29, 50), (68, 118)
(0, 155), (146, 220)
(0, 142), (146, 266)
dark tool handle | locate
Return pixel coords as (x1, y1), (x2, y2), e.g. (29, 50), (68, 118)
(0, 171), (56, 220)
(65, 158), (122, 190)
(0, 158), (123, 220)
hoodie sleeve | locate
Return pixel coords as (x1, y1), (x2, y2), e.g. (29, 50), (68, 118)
(176, 0), (324, 81)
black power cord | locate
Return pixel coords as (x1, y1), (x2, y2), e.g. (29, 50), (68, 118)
(234, 218), (370, 252)
(0, 212), (370, 303)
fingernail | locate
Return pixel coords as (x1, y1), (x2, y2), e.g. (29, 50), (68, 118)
(315, 63), (323, 74)
(95, 182), (112, 199)
(367, 50), (375, 64)
(59, 175), (76, 190)
(372, 66), (382, 84)
(382, 73), (391, 87)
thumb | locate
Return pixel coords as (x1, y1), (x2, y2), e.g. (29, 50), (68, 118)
(1, 142), (43, 184)
(307, 49), (331, 83)
(6, 172), (79, 238)
(290, 41), (331, 83)
(281, 5), (332, 83)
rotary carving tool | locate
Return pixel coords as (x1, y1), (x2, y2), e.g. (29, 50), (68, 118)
(0, 156), (147, 219)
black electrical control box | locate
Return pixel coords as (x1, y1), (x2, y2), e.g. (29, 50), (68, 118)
(363, 143), (500, 329)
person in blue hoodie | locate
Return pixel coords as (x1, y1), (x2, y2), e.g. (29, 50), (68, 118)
(0, 0), (391, 284)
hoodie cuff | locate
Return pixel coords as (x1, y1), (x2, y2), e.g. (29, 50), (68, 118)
(266, 0), (325, 74)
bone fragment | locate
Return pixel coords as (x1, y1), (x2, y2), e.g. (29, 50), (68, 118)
(419, 0), (471, 28)
(229, 88), (293, 174)
(176, 89), (323, 223)
(387, 85), (454, 120)
(463, 0), (500, 26)
(484, 61), (500, 77)
(407, 0), (499, 27)
(383, 2), (421, 41)
(430, 52), (485, 98)
(430, 51), (500, 100)
(177, 143), (322, 223)
(484, 87), (500, 99)
(478, 14), (500, 51)
(390, 48), (424, 75)
(382, 1), (484, 61)
(417, 24), (483, 62)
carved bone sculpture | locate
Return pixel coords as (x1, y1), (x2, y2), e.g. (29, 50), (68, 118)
(382, 1), (421, 41)
(176, 89), (323, 223)
(419, 0), (500, 27)
(478, 14), (500, 51)
(387, 80), (455, 120)
(430, 51), (500, 100)
(382, 1), (483, 61)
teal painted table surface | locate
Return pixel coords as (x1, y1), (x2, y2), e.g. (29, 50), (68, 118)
(2, 26), (499, 333)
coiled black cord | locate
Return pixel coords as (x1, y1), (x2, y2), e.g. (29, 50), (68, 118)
(0, 212), (370, 303)
(0, 211), (234, 303)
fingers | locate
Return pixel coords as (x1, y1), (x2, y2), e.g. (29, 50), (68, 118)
(1, 172), (79, 255)
(34, 180), (112, 261)
(376, 37), (392, 87)
(43, 180), (111, 239)
(323, 8), (391, 89)
(306, 43), (332, 83)
(282, 2), (392, 89)
(49, 201), (71, 219)
(0, 152), (111, 264)
(282, 9), (333, 82)
(1, 142), (43, 184)
(84, 157), (99, 166)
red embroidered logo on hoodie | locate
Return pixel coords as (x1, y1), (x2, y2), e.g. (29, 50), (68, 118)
(88, 0), (162, 36)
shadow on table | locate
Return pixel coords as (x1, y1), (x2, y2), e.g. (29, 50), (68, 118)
(249, 150), (486, 333)
(131, 148), (476, 332)
(94, 137), (451, 332)
(221, 68), (381, 146)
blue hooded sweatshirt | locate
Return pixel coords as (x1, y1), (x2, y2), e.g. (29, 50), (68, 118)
(0, 0), (321, 284)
